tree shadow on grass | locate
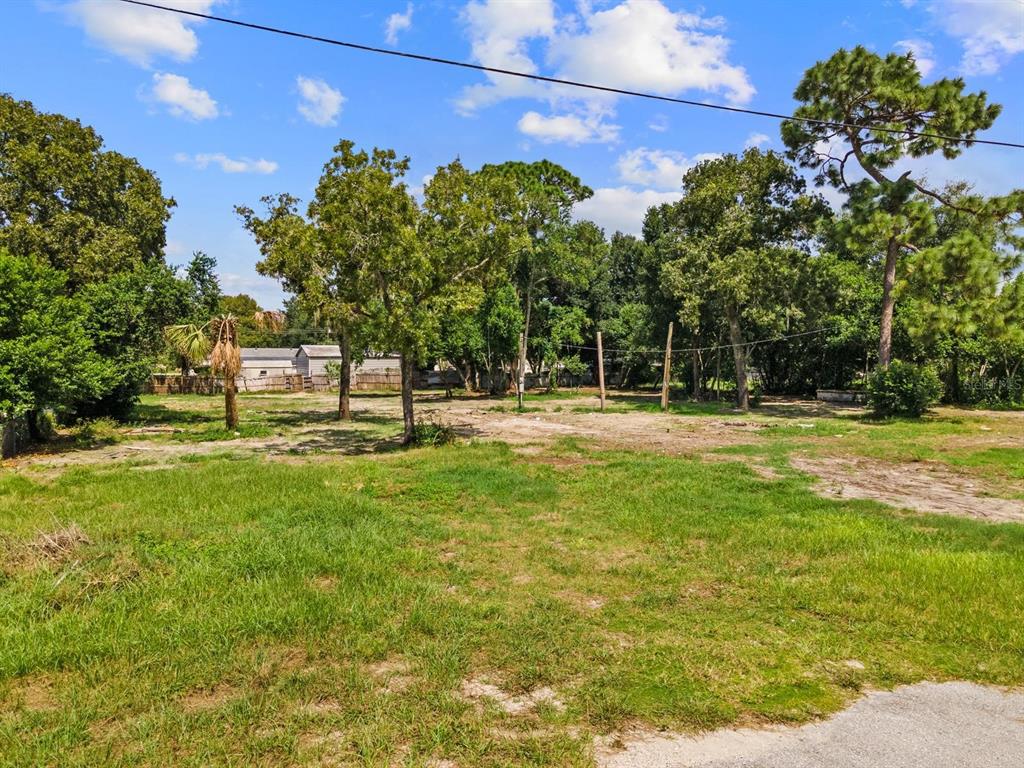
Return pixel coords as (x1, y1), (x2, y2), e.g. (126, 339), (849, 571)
(131, 402), (220, 425)
(280, 420), (485, 455)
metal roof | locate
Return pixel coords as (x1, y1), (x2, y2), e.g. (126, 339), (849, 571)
(240, 347), (299, 359)
(298, 344), (342, 357)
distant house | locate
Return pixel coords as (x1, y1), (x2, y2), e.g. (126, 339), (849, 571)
(239, 348), (298, 378)
(294, 345), (401, 378)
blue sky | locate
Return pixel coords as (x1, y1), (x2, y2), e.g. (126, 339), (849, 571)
(4, 0), (1023, 308)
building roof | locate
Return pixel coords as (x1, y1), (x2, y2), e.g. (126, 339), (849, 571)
(298, 344), (342, 358)
(240, 347), (299, 360)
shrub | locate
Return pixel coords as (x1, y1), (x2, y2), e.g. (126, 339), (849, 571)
(866, 361), (943, 417)
(411, 417), (458, 447)
(72, 417), (121, 446)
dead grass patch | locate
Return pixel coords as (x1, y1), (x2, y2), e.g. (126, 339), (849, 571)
(296, 728), (349, 762)
(459, 677), (565, 715)
(557, 589), (607, 612)
(367, 657), (415, 694)
(29, 522), (90, 563)
(179, 682), (238, 712)
(311, 574), (339, 591)
(4, 675), (58, 712)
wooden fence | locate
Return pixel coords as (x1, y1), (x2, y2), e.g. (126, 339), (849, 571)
(145, 368), (589, 395)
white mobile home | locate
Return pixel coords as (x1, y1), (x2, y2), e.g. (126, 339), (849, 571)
(239, 348), (298, 378)
(294, 345), (401, 377)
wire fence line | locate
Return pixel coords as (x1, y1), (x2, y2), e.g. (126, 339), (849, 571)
(561, 326), (837, 358)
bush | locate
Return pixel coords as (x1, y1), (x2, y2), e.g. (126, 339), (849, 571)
(411, 417), (458, 447)
(72, 417), (121, 446)
(866, 361), (943, 417)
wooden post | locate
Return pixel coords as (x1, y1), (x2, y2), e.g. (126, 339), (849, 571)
(596, 331), (606, 411)
(661, 322), (674, 411)
(516, 331), (526, 410)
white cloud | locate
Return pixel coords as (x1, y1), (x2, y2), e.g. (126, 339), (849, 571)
(456, 0), (557, 113)
(455, 0), (752, 128)
(895, 38), (936, 77)
(744, 132), (771, 149)
(932, 0), (1024, 75)
(648, 114), (669, 133)
(296, 76), (345, 126)
(175, 152), (278, 174)
(385, 3), (414, 45)
(551, 0), (755, 105)
(66, 0), (219, 67)
(615, 148), (720, 190)
(517, 110), (619, 145)
(151, 73), (219, 120)
(574, 186), (681, 236)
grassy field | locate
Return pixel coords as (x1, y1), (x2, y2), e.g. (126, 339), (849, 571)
(1, 392), (1023, 766)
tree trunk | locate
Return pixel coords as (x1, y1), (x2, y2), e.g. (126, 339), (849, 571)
(726, 304), (749, 411)
(338, 330), (352, 420)
(26, 410), (43, 441)
(878, 237), (899, 368)
(715, 343), (722, 401)
(949, 341), (961, 404)
(517, 288), (532, 408)
(691, 334), (701, 401)
(224, 375), (239, 429)
(400, 351), (415, 444)
(2, 418), (17, 458)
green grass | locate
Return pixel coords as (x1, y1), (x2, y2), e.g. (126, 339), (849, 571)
(1, 432), (1023, 766)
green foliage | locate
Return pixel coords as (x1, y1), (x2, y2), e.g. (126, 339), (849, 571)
(71, 416), (121, 446)
(184, 250), (222, 320)
(656, 150), (824, 407)
(410, 415), (459, 446)
(218, 294), (284, 347)
(323, 360), (343, 384)
(0, 94), (175, 283)
(0, 250), (110, 421)
(867, 361), (943, 417)
(782, 45), (1008, 368)
(0, 95), (185, 420)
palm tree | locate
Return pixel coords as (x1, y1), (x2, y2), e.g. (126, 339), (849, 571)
(165, 312), (284, 429)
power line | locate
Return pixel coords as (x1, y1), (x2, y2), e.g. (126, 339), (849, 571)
(563, 326), (836, 357)
(117, 0), (1024, 151)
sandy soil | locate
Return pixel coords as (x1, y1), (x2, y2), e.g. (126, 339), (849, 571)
(595, 681), (1024, 768)
(790, 455), (1024, 524)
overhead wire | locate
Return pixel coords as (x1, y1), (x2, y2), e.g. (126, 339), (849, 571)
(561, 326), (837, 357)
(117, 0), (1024, 150)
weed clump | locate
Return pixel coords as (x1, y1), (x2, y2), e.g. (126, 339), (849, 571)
(411, 417), (458, 446)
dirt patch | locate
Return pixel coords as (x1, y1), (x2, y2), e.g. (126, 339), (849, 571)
(296, 728), (349, 762)
(367, 658), (415, 694)
(557, 589), (607, 612)
(311, 575), (339, 591)
(791, 455), (1024, 523)
(460, 677), (565, 714)
(179, 683), (238, 712)
(595, 682), (1024, 768)
(4, 676), (58, 712)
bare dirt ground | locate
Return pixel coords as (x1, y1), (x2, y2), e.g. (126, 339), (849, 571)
(10, 391), (1024, 524)
(595, 681), (1024, 768)
(790, 454), (1024, 524)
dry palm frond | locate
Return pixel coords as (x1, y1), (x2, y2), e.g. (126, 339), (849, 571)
(253, 310), (286, 333)
(210, 315), (242, 378)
